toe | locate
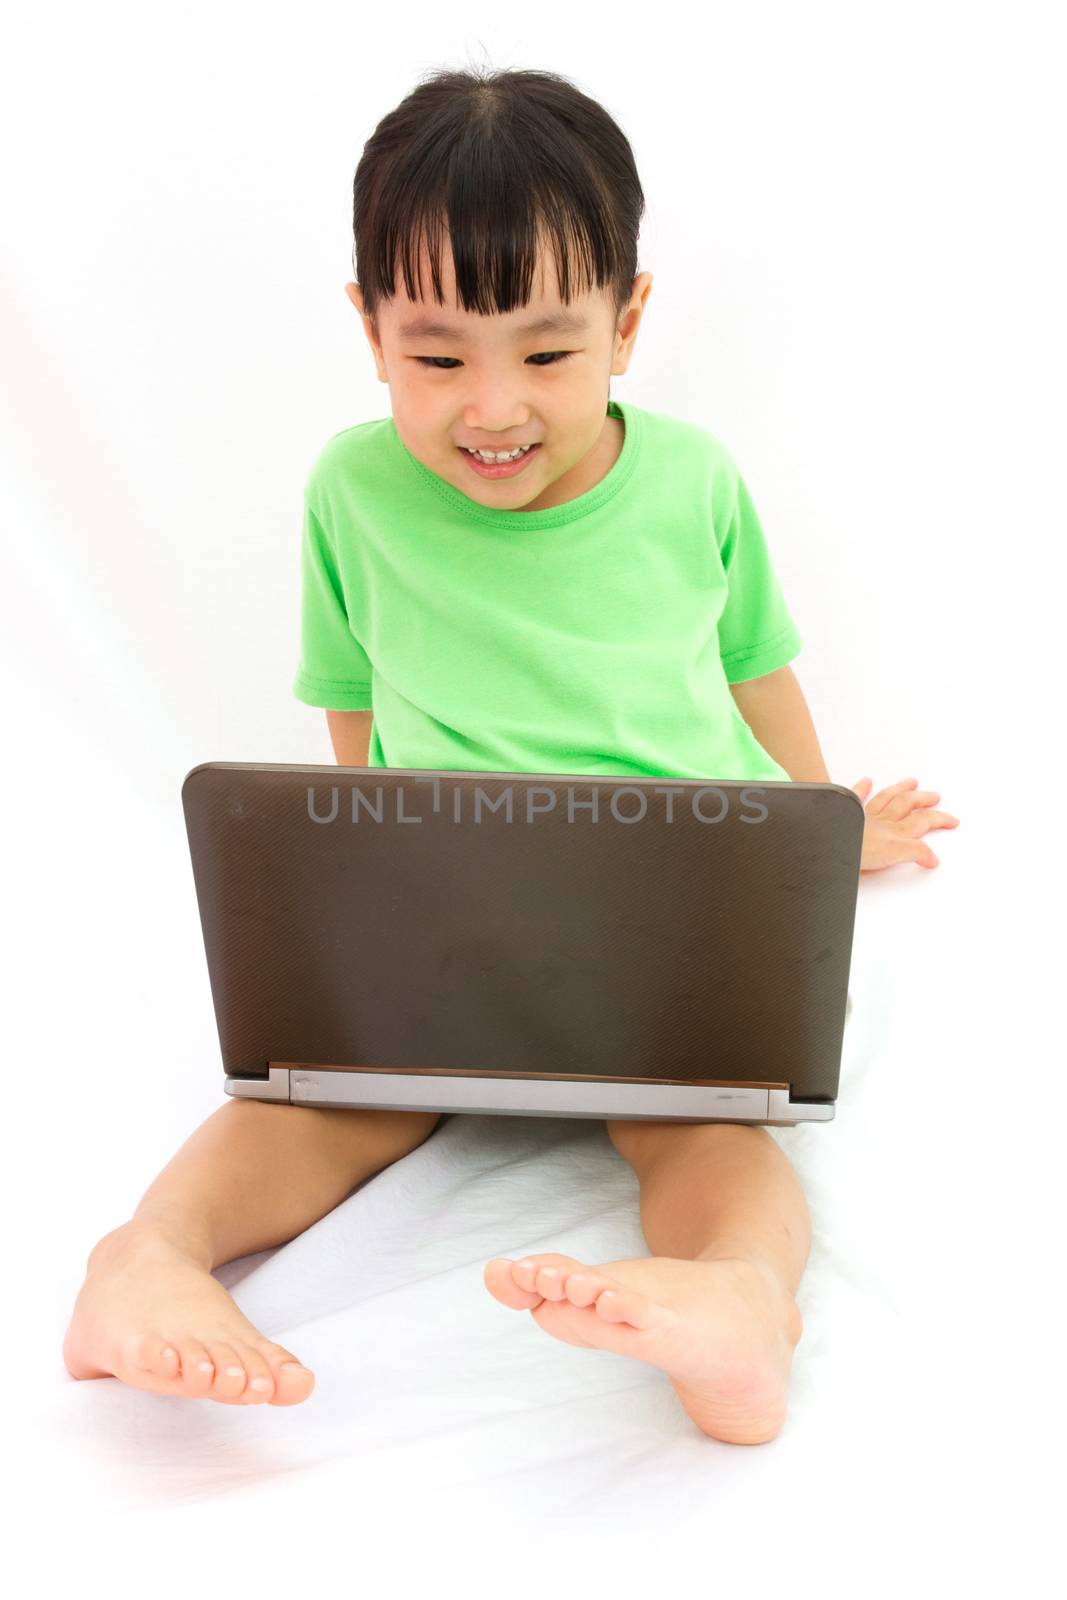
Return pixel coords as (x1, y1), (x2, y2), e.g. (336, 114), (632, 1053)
(235, 1345), (276, 1402)
(537, 1257), (677, 1333)
(484, 1258), (542, 1309)
(485, 1253), (677, 1339)
(513, 1253), (592, 1303)
(556, 1271), (599, 1308)
(177, 1339), (216, 1390)
(554, 1264), (668, 1331)
(268, 1356), (315, 1406)
(256, 1343), (315, 1405)
(205, 1342), (248, 1400)
(590, 1281), (661, 1328)
(137, 1335), (181, 1381)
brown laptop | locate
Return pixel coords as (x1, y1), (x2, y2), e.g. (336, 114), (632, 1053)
(181, 762), (862, 1126)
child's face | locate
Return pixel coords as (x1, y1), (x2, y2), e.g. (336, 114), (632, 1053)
(346, 237), (652, 512)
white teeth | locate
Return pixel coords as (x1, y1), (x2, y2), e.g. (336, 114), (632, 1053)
(464, 445), (533, 462)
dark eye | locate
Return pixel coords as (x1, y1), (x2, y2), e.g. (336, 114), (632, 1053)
(413, 351), (575, 370)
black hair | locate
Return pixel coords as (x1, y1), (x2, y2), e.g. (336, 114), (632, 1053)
(351, 64), (645, 341)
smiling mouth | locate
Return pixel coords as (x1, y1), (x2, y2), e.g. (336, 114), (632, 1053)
(457, 442), (543, 478)
(459, 444), (539, 457)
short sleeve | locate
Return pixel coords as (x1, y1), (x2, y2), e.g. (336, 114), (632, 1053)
(716, 462), (802, 683)
(292, 499), (375, 710)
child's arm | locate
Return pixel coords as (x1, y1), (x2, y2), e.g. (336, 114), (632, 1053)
(326, 709), (374, 767)
(729, 665), (831, 783)
(730, 666), (960, 871)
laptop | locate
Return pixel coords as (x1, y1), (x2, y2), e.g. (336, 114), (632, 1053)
(181, 761), (863, 1127)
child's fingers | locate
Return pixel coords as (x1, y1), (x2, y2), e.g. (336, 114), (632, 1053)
(894, 833), (940, 868)
(901, 793), (960, 822)
(904, 810), (959, 835)
(865, 777), (919, 814)
(905, 824), (944, 865)
(885, 789), (958, 823)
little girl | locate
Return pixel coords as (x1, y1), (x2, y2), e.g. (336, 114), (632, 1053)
(63, 63), (958, 1444)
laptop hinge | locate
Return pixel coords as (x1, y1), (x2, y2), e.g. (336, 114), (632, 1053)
(224, 1068), (835, 1124)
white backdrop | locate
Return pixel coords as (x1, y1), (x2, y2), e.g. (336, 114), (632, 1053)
(2, 1), (1063, 1591)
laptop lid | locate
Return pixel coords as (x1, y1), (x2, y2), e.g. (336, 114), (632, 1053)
(181, 763), (864, 1125)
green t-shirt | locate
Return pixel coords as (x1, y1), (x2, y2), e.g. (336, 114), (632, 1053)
(293, 397), (802, 781)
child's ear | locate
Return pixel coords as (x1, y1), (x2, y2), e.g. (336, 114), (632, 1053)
(346, 285), (388, 382)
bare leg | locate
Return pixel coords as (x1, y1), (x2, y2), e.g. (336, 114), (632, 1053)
(63, 1099), (441, 1405)
(484, 1119), (809, 1444)
(621, 1120), (811, 1294)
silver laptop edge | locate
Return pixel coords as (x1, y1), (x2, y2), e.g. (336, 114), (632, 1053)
(224, 1064), (842, 1125)
(225, 989), (854, 1124)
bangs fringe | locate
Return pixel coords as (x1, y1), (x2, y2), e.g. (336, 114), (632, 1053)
(353, 66), (644, 328)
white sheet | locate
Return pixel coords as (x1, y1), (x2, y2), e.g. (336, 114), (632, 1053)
(12, 791), (1059, 1590)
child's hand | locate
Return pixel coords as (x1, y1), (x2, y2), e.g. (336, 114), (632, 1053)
(851, 776), (960, 873)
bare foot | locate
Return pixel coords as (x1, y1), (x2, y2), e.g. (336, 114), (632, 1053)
(483, 1251), (803, 1444)
(63, 1221), (315, 1405)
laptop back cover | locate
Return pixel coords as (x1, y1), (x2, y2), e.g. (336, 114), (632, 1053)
(181, 763), (864, 1106)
